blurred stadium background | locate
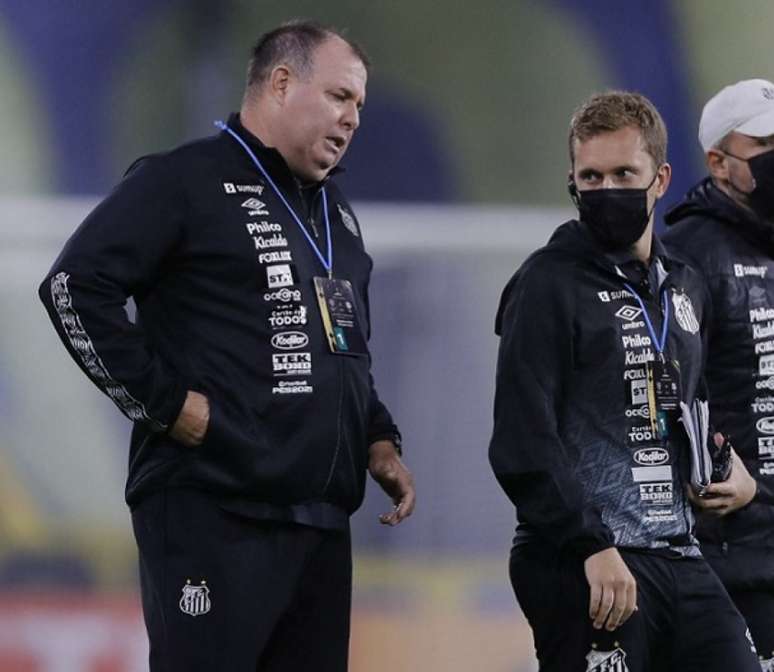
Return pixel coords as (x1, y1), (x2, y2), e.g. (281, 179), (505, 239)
(1, 1), (773, 670)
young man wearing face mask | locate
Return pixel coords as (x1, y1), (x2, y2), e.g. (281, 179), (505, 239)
(664, 79), (774, 669)
(489, 91), (760, 671)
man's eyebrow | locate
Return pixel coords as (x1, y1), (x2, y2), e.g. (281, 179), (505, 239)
(578, 164), (639, 176)
(337, 86), (365, 110)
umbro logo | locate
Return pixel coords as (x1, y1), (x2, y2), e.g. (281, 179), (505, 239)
(615, 306), (643, 322)
(241, 198), (270, 215)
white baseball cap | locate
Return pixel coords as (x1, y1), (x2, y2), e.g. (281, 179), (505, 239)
(698, 79), (774, 151)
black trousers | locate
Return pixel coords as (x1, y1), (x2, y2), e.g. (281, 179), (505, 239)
(131, 488), (352, 672)
(703, 543), (774, 666)
(510, 544), (761, 671)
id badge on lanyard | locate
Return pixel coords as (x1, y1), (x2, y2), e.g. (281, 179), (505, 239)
(623, 283), (682, 439)
(314, 277), (368, 356)
(217, 120), (368, 357)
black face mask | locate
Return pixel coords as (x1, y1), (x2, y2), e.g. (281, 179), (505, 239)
(725, 147), (774, 222)
(568, 171), (659, 251)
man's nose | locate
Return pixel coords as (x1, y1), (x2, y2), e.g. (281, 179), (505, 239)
(341, 103), (359, 131)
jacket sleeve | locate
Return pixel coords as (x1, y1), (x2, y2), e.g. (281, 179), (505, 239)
(38, 155), (189, 432)
(360, 264), (401, 449)
(488, 260), (614, 558)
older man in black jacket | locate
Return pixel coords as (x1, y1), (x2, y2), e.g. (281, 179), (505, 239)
(665, 78), (774, 669)
(39, 20), (414, 672)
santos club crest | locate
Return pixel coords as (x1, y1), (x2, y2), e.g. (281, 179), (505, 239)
(179, 579), (211, 617)
(337, 204), (359, 237)
(586, 646), (629, 672)
(671, 290), (700, 335)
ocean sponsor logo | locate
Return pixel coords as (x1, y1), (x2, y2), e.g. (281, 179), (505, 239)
(752, 397), (774, 414)
(266, 264), (294, 289)
(634, 447), (669, 466)
(272, 352), (312, 376)
(622, 320), (646, 331)
(268, 305), (308, 328)
(271, 331), (309, 350)
(639, 482), (673, 504)
(625, 405), (650, 419)
(252, 233), (288, 250)
(672, 290), (700, 334)
(258, 250), (292, 264)
(272, 379), (313, 395)
(241, 197), (270, 215)
(622, 334), (652, 349)
(224, 182), (264, 194)
(757, 376), (774, 391)
(759, 437), (774, 458)
(631, 465), (672, 482)
(754, 321), (774, 340)
(246, 221), (282, 235)
(734, 263), (767, 278)
(628, 425), (657, 443)
(625, 349), (655, 365)
(615, 305), (643, 322)
(630, 379), (648, 405)
(750, 307), (774, 323)
(263, 287), (302, 303)
(757, 417), (774, 435)
(756, 340), (774, 355)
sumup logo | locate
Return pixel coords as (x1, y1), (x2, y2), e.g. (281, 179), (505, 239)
(179, 580), (211, 617)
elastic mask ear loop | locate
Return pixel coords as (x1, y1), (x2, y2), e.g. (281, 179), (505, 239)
(720, 151), (756, 196)
(644, 168), (661, 222)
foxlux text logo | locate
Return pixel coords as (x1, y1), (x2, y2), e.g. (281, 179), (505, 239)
(271, 331), (309, 350)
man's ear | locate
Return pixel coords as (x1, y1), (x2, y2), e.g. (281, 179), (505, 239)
(268, 64), (292, 102)
(567, 173), (580, 206)
(706, 149), (729, 181)
(654, 162), (672, 199)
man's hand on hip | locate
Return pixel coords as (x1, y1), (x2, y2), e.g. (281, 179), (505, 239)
(584, 547), (638, 631)
(169, 391), (210, 447)
(368, 440), (415, 526)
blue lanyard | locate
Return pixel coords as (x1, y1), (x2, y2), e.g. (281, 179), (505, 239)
(215, 120), (333, 277)
(622, 283), (670, 356)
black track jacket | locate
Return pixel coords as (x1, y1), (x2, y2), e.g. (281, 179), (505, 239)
(665, 178), (774, 566)
(39, 114), (399, 526)
(490, 220), (708, 559)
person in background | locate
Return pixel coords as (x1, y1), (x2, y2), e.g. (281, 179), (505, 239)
(665, 78), (774, 671)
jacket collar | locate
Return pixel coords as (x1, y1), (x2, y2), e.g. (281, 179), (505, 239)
(224, 112), (342, 193)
